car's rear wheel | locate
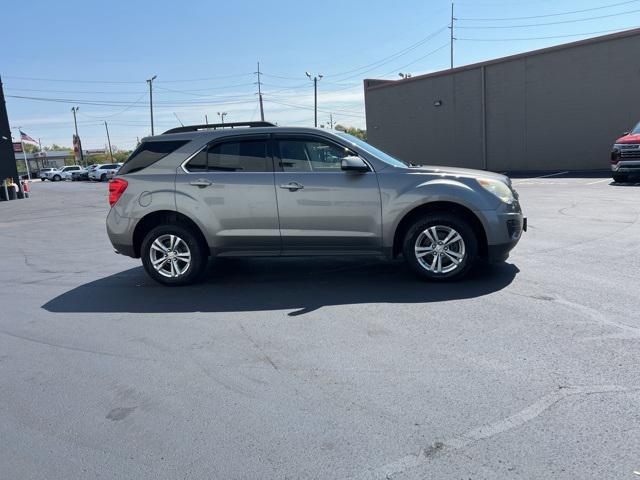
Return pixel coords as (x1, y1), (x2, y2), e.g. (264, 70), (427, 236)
(402, 213), (478, 281)
(141, 224), (208, 286)
(613, 172), (628, 183)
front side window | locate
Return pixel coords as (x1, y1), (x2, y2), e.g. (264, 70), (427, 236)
(277, 138), (351, 172)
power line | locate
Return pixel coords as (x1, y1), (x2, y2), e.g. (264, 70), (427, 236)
(76, 92), (148, 119)
(457, 27), (635, 41)
(380, 43), (450, 77)
(5, 94), (262, 108)
(265, 98), (364, 118)
(458, 0), (640, 21)
(457, 8), (640, 28)
(2, 73), (254, 84)
(326, 26), (449, 80)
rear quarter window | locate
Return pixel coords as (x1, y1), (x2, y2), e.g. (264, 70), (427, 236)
(118, 140), (189, 175)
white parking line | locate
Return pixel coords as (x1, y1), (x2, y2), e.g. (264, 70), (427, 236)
(585, 178), (611, 185)
(534, 171), (570, 179)
(513, 171), (569, 185)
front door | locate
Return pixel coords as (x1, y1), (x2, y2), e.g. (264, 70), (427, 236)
(273, 135), (382, 254)
(175, 135), (280, 255)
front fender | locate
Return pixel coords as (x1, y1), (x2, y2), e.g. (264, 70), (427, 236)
(381, 177), (500, 249)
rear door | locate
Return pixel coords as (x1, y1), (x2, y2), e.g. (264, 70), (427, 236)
(175, 134), (281, 255)
(273, 134), (382, 254)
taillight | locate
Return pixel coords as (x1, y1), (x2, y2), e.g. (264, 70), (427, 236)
(108, 178), (128, 206)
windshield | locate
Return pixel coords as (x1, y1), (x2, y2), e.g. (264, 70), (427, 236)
(334, 132), (409, 168)
(632, 122), (640, 134)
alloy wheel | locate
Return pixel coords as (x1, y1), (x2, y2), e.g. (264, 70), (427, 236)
(414, 225), (466, 274)
(149, 234), (192, 278)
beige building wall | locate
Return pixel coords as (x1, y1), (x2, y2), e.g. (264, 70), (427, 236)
(364, 29), (640, 171)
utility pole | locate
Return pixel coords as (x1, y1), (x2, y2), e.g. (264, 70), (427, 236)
(71, 106), (84, 166)
(306, 72), (323, 127)
(449, 2), (456, 69)
(205, 114), (209, 125)
(104, 121), (114, 162)
(255, 61), (265, 121)
(147, 75), (157, 135)
(328, 114), (334, 129)
(217, 112), (227, 124)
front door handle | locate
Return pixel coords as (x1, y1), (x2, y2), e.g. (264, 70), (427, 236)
(189, 179), (212, 188)
(279, 181), (304, 191)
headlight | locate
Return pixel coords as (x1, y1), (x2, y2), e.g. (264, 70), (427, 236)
(478, 178), (515, 204)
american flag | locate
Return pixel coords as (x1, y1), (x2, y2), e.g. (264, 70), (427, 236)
(20, 130), (38, 145)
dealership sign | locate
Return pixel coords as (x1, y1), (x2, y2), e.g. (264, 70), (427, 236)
(13, 142), (22, 153)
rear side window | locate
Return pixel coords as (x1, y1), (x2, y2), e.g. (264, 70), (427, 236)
(209, 140), (270, 172)
(119, 140), (188, 175)
(184, 139), (271, 172)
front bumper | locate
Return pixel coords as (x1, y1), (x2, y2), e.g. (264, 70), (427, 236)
(487, 215), (526, 262)
(612, 160), (640, 174)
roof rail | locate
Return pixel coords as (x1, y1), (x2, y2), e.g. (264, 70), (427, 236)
(162, 121), (276, 134)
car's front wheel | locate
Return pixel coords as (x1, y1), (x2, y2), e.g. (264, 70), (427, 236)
(141, 224), (208, 286)
(402, 213), (478, 281)
(52, 175), (61, 182)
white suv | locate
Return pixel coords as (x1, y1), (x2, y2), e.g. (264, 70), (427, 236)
(43, 165), (82, 181)
(90, 163), (122, 181)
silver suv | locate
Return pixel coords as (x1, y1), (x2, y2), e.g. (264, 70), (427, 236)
(106, 122), (525, 285)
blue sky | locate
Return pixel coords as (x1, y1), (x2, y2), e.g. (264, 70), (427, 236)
(2, 0), (640, 150)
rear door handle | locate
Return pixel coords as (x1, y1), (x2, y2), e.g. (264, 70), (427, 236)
(279, 181), (304, 191)
(189, 179), (212, 188)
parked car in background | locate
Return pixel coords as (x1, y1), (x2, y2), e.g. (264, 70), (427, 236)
(90, 163), (122, 182)
(71, 164), (98, 181)
(42, 165), (82, 181)
(106, 122), (526, 286)
(39, 168), (56, 181)
(611, 122), (640, 182)
(106, 163), (123, 180)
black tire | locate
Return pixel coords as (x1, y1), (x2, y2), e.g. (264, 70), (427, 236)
(53, 175), (61, 182)
(141, 224), (208, 286)
(40, 178), (45, 181)
(100, 173), (107, 182)
(402, 213), (478, 282)
(613, 173), (628, 183)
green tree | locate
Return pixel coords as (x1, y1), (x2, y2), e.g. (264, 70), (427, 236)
(22, 143), (40, 153)
(44, 144), (71, 151)
(335, 124), (367, 141)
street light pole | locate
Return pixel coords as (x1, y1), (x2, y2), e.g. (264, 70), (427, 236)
(306, 72), (323, 127)
(71, 106), (84, 166)
(104, 121), (114, 162)
(147, 75), (157, 135)
(217, 112), (227, 125)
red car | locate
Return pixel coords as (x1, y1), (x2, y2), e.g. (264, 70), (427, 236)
(611, 123), (640, 182)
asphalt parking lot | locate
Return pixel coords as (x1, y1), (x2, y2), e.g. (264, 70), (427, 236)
(1, 173), (639, 479)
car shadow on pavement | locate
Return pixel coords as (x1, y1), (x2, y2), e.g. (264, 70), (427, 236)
(42, 257), (519, 315)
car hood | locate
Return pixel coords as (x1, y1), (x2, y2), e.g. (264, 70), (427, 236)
(403, 165), (510, 183)
(615, 133), (640, 144)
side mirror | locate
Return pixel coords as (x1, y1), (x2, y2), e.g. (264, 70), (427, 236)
(341, 156), (369, 172)
(623, 132), (630, 136)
